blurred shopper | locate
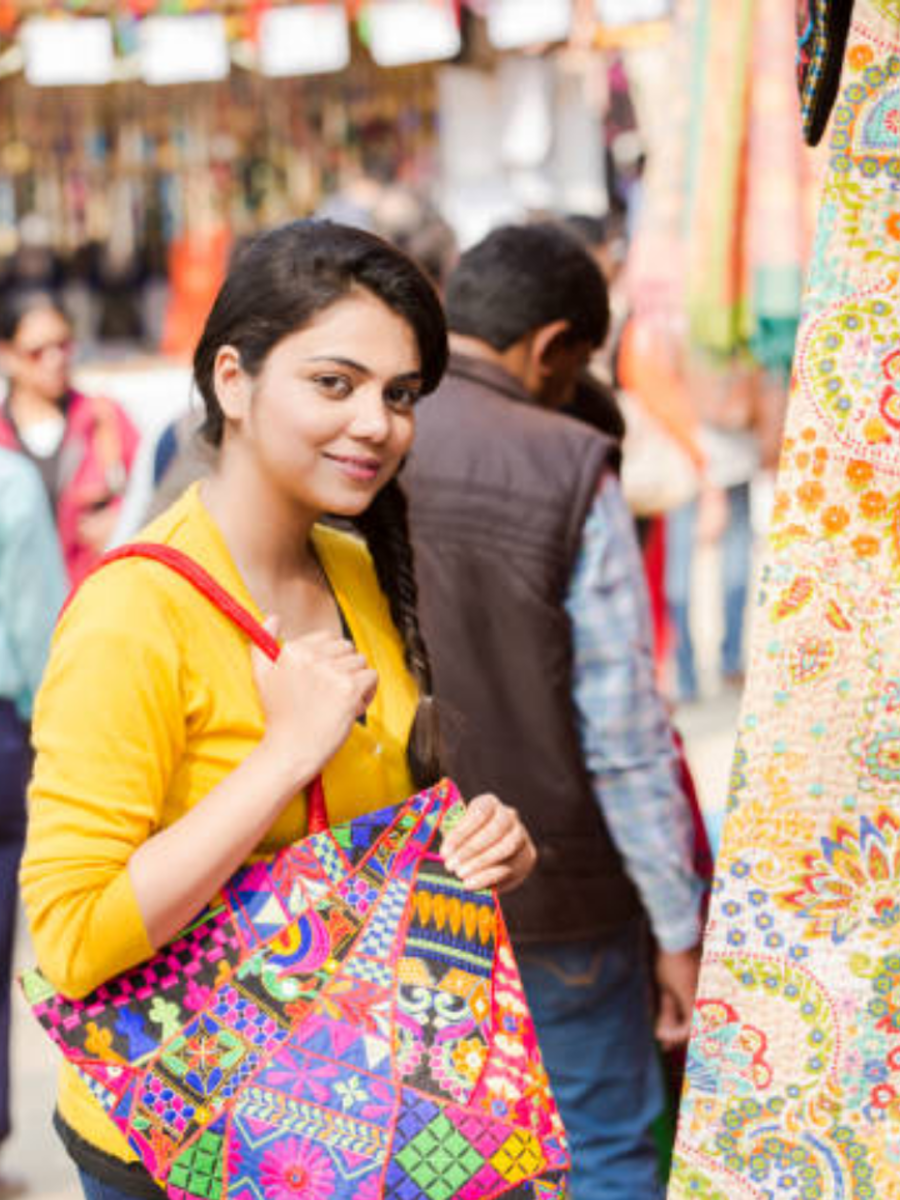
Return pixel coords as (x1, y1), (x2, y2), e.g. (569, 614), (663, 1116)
(558, 211), (627, 444)
(319, 180), (458, 292)
(615, 316), (705, 678)
(0, 295), (139, 584)
(0, 447), (66, 1179)
(665, 361), (763, 701)
(404, 224), (704, 1200)
(144, 409), (214, 523)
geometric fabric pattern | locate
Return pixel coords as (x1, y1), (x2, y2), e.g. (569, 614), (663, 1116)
(22, 780), (569, 1198)
(670, 4), (900, 1197)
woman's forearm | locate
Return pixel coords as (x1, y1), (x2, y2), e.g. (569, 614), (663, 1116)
(128, 740), (314, 950)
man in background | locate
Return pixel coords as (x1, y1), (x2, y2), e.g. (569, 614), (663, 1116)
(404, 223), (704, 1199)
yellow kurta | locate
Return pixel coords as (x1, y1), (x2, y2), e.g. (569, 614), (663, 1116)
(20, 483), (417, 1162)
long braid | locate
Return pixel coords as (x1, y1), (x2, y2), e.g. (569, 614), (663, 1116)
(353, 479), (442, 788)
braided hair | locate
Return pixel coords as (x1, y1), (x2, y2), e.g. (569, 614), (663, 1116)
(353, 478), (441, 788)
(192, 219), (447, 786)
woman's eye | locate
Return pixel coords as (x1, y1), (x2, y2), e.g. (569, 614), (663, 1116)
(385, 384), (421, 411)
(314, 375), (352, 398)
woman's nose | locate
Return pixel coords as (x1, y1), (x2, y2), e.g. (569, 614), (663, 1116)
(349, 388), (391, 441)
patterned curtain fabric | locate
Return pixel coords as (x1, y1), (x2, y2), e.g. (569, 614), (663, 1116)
(670, 2), (900, 1195)
(629, 0), (820, 380)
(684, 0), (824, 375)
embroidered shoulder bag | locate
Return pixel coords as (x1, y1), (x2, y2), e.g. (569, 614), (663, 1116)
(22, 544), (570, 1200)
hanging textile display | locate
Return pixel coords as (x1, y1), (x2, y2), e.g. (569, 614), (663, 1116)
(670, 2), (900, 1197)
(683, 0), (755, 360)
(743, 0), (810, 375)
(682, 0), (824, 376)
(0, 62), (440, 349)
(622, 0), (695, 322)
(627, 0), (815, 379)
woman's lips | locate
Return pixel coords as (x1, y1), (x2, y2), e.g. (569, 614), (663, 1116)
(324, 453), (382, 482)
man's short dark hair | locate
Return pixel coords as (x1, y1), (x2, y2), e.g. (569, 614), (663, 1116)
(445, 222), (610, 352)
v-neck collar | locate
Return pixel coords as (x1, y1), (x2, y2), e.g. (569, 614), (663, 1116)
(188, 482), (367, 672)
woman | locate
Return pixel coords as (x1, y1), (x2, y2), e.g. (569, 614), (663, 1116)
(0, 294), (139, 584)
(20, 221), (536, 1200)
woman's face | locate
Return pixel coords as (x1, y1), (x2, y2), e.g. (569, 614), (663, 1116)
(4, 307), (73, 404)
(224, 288), (422, 517)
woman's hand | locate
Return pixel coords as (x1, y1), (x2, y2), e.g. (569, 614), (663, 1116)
(440, 793), (537, 894)
(253, 621), (378, 784)
(129, 624), (376, 957)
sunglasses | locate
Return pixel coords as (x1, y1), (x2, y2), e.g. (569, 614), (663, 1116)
(17, 338), (74, 363)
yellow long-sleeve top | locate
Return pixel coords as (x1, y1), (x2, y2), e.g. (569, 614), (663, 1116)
(20, 483), (417, 1164)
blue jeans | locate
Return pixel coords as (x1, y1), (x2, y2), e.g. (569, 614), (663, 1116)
(0, 700), (29, 1147)
(518, 922), (665, 1200)
(665, 482), (752, 699)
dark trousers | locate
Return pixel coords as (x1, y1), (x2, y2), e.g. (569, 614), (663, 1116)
(0, 699), (29, 1146)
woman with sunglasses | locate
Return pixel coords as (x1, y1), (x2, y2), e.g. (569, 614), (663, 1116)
(0, 294), (139, 584)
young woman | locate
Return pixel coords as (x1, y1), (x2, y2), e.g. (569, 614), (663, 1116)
(20, 221), (536, 1200)
(0, 295), (139, 584)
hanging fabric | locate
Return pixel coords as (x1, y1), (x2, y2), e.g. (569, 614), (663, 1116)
(670, 3), (900, 1194)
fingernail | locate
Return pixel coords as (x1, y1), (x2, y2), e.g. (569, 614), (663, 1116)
(443, 856), (459, 873)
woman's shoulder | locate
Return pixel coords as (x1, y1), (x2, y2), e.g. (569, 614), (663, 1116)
(59, 489), (208, 643)
(137, 484), (201, 546)
(312, 522), (396, 625)
(57, 553), (181, 651)
(313, 520), (377, 573)
(65, 388), (126, 425)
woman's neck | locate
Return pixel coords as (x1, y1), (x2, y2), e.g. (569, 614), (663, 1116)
(200, 457), (320, 586)
(9, 386), (64, 428)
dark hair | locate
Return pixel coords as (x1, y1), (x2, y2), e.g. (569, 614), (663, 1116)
(355, 479), (441, 786)
(0, 291), (69, 342)
(193, 219), (447, 787)
(194, 220), (447, 444)
(445, 222), (610, 352)
(561, 211), (627, 253)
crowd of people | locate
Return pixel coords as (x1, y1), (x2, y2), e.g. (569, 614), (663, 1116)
(0, 197), (780, 1200)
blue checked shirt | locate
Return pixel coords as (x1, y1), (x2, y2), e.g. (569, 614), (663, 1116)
(565, 475), (704, 953)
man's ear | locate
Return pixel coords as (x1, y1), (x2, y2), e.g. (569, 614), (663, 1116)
(529, 319), (573, 378)
(212, 345), (252, 424)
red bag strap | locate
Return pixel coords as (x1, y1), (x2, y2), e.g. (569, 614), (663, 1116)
(66, 542), (329, 834)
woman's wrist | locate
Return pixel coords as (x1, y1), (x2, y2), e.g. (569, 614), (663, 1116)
(250, 733), (321, 805)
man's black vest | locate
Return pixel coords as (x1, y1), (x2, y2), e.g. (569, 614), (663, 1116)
(404, 353), (642, 943)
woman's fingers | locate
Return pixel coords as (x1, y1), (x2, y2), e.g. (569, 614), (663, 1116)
(317, 637), (361, 661)
(441, 793), (504, 864)
(463, 841), (537, 894)
(441, 793), (537, 893)
(354, 669), (379, 716)
(454, 823), (527, 884)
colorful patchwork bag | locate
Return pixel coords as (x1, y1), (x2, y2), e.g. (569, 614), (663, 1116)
(21, 543), (570, 1200)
